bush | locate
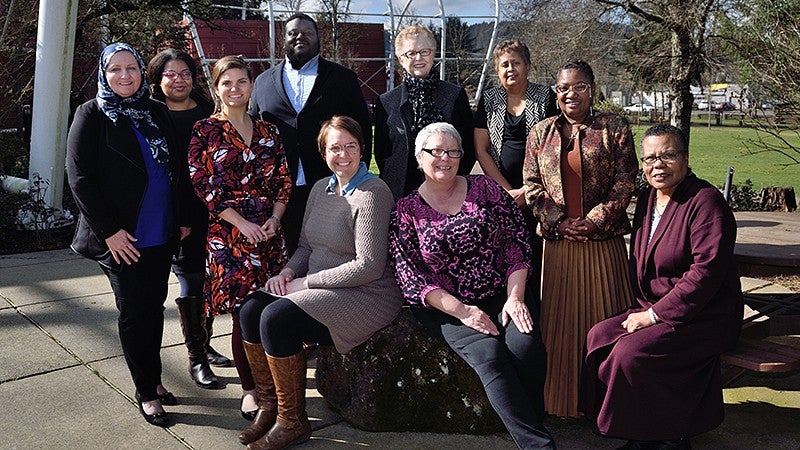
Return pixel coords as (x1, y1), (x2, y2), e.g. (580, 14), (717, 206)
(720, 178), (762, 211)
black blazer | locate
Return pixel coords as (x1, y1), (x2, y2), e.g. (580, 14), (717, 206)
(66, 99), (192, 270)
(250, 58), (372, 186)
(373, 80), (475, 200)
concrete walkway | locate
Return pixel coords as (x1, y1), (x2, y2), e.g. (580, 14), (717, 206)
(1, 249), (798, 449)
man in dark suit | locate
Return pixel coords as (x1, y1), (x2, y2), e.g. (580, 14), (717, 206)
(251, 13), (372, 254)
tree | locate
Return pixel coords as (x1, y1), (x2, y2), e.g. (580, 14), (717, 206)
(720, 0), (800, 165)
(593, 0), (719, 144)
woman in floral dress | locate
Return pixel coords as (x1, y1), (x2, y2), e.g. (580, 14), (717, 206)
(188, 55), (292, 420)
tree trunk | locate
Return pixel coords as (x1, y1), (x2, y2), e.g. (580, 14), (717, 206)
(668, 29), (697, 145)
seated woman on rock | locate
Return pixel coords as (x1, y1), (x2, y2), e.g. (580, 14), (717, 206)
(388, 122), (555, 450)
(237, 115), (404, 450)
(579, 124), (743, 450)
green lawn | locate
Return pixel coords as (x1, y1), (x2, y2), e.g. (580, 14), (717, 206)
(630, 123), (799, 190)
(368, 122), (798, 191)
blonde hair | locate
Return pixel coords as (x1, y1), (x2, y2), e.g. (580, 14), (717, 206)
(394, 25), (436, 56)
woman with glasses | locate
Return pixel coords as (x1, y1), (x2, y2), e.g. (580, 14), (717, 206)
(238, 115), (403, 449)
(146, 48), (232, 391)
(389, 122), (555, 449)
(474, 39), (559, 303)
(522, 60), (638, 418)
(580, 125), (742, 450)
(374, 24), (475, 200)
(188, 56), (293, 424)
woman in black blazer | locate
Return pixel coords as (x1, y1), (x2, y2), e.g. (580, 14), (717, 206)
(374, 24), (475, 200)
(67, 43), (192, 428)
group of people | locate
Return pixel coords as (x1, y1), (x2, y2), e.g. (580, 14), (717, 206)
(66, 13), (743, 450)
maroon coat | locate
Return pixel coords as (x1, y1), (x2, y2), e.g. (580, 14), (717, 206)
(580, 173), (743, 440)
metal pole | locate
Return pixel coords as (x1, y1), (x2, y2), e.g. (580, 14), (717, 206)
(437, 0), (445, 80)
(723, 166), (735, 202)
(474, 0), (500, 104)
(27, 0), (79, 226)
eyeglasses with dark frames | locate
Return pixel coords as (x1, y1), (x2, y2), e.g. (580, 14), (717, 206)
(401, 48), (433, 59)
(640, 151), (685, 167)
(421, 148), (464, 158)
(162, 70), (193, 80)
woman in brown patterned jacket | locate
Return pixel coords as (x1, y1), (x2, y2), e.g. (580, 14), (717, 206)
(522, 60), (638, 418)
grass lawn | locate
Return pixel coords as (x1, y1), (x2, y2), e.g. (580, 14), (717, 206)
(368, 121), (798, 192)
(630, 122), (799, 191)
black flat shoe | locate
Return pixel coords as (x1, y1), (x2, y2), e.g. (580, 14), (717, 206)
(158, 391), (178, 406)
(617, 441), (657, 450)
(206, 345), (233, 367)
(241, 395), (258, 421)
(136, 392), (170, 428)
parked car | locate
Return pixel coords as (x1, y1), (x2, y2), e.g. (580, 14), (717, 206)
(695, 100), (710, 110)
(714, 102), (737, 111)
(623, 103), (654, 113)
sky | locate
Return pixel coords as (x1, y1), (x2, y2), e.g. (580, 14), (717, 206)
(309, 0), (500, 26)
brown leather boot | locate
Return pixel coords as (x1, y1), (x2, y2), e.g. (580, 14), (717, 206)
(238, 341), (278, 445)
(247, 351), (311, 450)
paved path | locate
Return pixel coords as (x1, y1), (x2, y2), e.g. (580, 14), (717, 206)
(1, 249), (798, 449)
(734, 211), (800, 276)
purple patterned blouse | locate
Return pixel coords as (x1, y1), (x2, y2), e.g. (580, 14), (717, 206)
(389, 175), (531, 307)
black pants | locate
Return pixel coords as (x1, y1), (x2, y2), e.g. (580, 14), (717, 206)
(413, 290), (555, 450)
(101, 243), (173, 402)
(239, 290), (332, 357)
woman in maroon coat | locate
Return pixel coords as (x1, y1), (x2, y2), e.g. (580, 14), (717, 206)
(579, 125), (743, 450)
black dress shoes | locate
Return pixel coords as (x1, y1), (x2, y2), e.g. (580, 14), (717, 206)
(616, 441), (656, 450)
(206, 344), (233, 367)
(158, 391), (178, 406)
(136, 392), (170, 428)
(190, 361), (220, 389)
(241, 395), (258, 421)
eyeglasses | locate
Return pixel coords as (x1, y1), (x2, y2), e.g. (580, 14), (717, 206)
(422, 148), (464, 158)
(326, 143), (360, 155)
(162, 70), (193, 80)
(400, 48), (433, 59)
(640, 151), (685, 167)
(554, 82), (590, 95)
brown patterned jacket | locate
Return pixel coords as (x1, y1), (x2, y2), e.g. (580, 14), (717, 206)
(523, 112), (638, 240)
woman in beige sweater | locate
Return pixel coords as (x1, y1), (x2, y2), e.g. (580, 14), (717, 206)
(237, 115), (404, 450)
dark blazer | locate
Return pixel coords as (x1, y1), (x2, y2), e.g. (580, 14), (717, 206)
(374, 80), (475, 200)
(66, 99), (192, 270)
(250, 57), (372, 186)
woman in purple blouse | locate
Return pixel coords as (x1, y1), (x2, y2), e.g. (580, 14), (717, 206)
(389, 122), (555, 450)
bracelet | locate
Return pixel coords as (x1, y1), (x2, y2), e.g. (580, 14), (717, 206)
(648, 308), (657, 325)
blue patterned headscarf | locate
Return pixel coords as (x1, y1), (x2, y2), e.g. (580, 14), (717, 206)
(97, 42), (170, 168)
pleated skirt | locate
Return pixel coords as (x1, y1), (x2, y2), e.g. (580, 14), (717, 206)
(540, 236), (633, 418)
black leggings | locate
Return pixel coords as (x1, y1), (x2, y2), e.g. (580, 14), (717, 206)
(239, 290), (333, 357)
(413, 289), (554, 450)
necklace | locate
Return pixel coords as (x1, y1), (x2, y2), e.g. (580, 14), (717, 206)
(564, 124), (587, 151)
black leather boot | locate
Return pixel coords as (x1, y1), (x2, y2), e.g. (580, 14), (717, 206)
(205, 314), (234, 367)
(175, 296), (219, 389)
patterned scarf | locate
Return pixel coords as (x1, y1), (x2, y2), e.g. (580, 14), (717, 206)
(403, 69), (444, 135)
(96, 43), (170, 168)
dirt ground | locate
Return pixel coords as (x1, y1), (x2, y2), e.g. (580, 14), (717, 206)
(762, 274), (800, 293)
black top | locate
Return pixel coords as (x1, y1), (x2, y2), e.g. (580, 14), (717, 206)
(499, 111), (527, 188)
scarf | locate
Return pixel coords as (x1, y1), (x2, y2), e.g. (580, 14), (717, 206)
(326, 161), (377, 196)
(403, 69), (444, 135)
(96, 42), (170, 168)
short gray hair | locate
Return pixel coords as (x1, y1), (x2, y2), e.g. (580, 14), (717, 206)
(414, 122), (463, 159)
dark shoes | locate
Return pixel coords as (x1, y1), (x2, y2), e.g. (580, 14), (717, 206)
(190, 361), (219, 389)
(617, 439), (691, 450)
(158, 390), (178, 406)
(136, 392), (170, 428)
(241, 395), (259, 421)
(207, 344), (234, 367)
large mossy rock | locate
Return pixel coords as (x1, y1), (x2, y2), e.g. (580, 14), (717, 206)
(315, 308), (504, 434)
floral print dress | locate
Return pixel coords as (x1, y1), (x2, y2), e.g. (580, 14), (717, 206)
(188, 115), (292, 315)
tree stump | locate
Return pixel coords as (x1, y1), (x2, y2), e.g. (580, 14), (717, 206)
(315, 308), (504, 434)
(759, 187), (797, 212)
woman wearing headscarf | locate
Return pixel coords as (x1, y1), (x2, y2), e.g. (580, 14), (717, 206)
(67, 42), (193, 427)
(374, 24), (475, 200)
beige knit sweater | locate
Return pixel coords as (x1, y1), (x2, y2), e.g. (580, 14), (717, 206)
(285, 176), (403, 353)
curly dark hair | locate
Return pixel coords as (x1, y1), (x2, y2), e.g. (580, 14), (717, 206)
(558, 59), (594, 84)
(145, 48), (198, 101)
